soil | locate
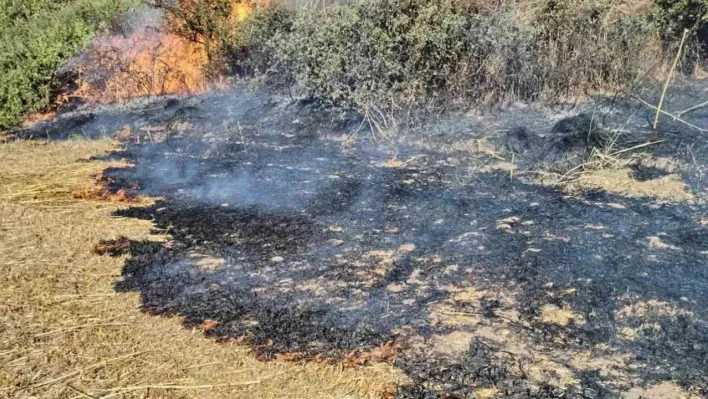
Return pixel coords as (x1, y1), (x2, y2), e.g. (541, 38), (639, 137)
(12, 78), (708, 398)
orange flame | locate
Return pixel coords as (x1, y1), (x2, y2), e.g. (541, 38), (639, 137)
(71, 30), (211, 103)
(19, 1), (255, 125)
(233, 2), (253, 20)
(71, 1), (253, 104)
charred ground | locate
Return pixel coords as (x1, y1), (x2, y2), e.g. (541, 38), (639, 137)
(11, 82), (708, 398)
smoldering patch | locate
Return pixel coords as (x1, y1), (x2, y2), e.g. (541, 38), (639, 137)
(56, 92), (707, 397)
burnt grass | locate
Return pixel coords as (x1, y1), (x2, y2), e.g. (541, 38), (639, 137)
(21, 84), (708, 397)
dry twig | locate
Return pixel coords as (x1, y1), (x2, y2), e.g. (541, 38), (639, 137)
(677, 99), (708, 117)
(653, 29), (689, 130)
(634, 96), (708, 133)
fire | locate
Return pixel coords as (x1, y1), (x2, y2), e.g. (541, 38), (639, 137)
(71, 30), (211, 103)
(18, 1), (255, 125)
(72, 172), (142, 203)
(93, 236), (132, 256)
(233, 2), (253, 20)
(69, 1), (253, 105)
(21, 111), (58, 127)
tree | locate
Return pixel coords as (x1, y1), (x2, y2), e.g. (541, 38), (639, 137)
(147, 0), (234, 56)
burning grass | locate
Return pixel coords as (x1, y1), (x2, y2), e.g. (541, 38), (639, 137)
(0, 138), (402, 398)
(0, 139), (127, 205)
(94, 236), (133, 256)
(72, 172), (143, 203)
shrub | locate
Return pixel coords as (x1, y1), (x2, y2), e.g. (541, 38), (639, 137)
(145, 0), (665, 116)
(253, 0), (658, 112)
(653, 0), (708, 40)
(652, 0), (708, 70)
(216, 4), (295, 79)
(531, 0), (657, 97)
(0, 0), (132, 128)
(147, 0), (235, 55)
(272, 0), (514, 110)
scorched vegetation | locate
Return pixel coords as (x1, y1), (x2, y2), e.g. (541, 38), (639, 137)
(157, 0), (708, 118)
(3, 1), (708, 399)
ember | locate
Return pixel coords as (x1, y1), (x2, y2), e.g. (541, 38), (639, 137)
(73, 173), (141, 203)
(93, 236), (132, 256)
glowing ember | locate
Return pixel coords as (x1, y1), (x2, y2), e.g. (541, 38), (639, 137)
(21, 111), (58, 127)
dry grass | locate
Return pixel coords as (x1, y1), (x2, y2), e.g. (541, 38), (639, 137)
(575, 168), (694, 202)
(0, 138), (401, 399)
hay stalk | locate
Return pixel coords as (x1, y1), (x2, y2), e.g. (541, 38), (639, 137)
(653, 29), (689, 130)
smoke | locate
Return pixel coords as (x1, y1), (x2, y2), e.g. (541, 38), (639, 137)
(136, 148), (340, 210)
(58, 7), (213, 106)
(16, 62), (708, 395)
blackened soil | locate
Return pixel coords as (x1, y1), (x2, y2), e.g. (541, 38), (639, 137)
(30, 84), (708, 398)
(103, 121), (708, 398)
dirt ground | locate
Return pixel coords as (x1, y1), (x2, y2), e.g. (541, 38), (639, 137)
(0, 139), (401, 399)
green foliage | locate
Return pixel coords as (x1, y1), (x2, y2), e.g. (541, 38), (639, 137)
(653, 0), (708, 40)
(0, 0), (131, 128)
(230, 0), (657, 112)
(147, 0), (233, 53)
(272, 0), (494, 108)
(217, 4), (295, 78)
(532, 0), (655, 95)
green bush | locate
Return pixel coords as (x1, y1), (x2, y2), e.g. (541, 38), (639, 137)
(652, 0), (708, 70)
(270, 0), (509, 109)
(216, 4), (295, 79)
(0, 0), (131, 128)
(532, 0), (656, 96)
(145, 0), (666, 116)
(653, 0), (708, 40)
(245, 0), (657, 112)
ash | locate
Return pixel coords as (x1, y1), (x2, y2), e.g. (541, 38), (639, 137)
(18, 81), (708, 398)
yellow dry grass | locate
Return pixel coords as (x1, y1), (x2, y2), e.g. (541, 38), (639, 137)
(0, 138), (401, 399)
(576, 168), (693, 202)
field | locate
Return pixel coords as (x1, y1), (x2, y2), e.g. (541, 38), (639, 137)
(0, 138), (400, 398)
(2, 80), (707, 398)
(2, 0), (708, 398)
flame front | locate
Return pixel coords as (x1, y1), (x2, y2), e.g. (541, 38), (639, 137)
(70, 1), (254, 105)
(72, 30), (211, 103)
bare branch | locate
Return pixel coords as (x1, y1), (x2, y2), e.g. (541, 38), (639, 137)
(633, 96), (708, 133)
(677, 100), (708, 117)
